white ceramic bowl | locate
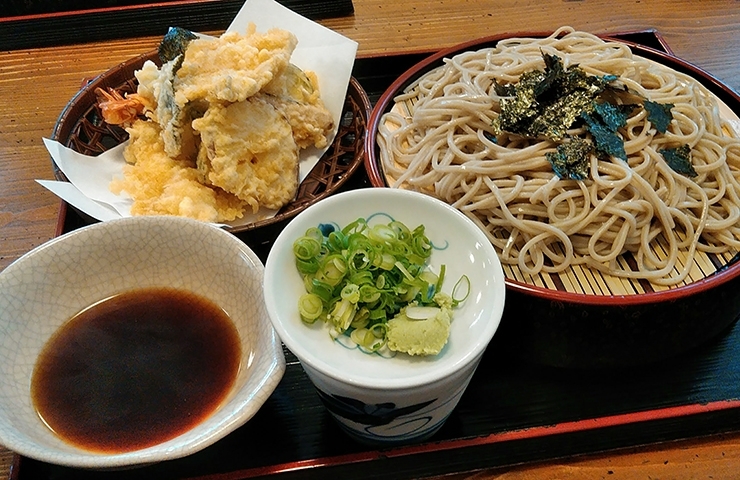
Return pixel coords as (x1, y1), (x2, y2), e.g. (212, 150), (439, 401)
(0, 216), (285, 468)
(264, 188), (505, 444)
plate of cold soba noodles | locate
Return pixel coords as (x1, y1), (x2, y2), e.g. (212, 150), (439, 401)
(364, 27), (740, 367)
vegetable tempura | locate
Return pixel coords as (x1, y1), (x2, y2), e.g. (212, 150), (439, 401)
(102, 25), (334, 222)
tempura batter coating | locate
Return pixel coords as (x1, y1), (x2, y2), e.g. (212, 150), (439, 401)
(265, 96), (334, 149)
(193, 95), (300, 213)
(175, 26), (298, 106)
(135, 59), (199, 159)
(113, 120), (246, 222)
(263, 64), (335, 149)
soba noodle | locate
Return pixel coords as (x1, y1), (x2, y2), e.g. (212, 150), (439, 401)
(378, 27), (740, 287)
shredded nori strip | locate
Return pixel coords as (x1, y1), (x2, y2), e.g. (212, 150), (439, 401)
(482, 131), (498, 144)
(644, 100), (675, 133)
(660, 144), (696, 177)
(490, 52), (691, 180)
(493, 79), (516, 97)
(493, 53), (619, 141)
(581, 112), (627, 161)
(158, 27), (198, 71)
(495, 71), (544, 134)
(593, 101), (630, 132)
(546, 137), (594, 180)
(534, 53), (566, 97)
(530, 90), (595, 140)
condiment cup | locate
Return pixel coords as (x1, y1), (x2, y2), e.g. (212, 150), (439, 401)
(0, 216), (285, 468)
(264, 188), (506, 445)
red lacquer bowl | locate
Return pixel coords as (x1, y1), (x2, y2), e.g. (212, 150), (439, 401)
(364, 32), (740, 368)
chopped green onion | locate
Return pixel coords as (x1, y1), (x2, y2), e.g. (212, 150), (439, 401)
(292, 218), (468, 355)
(451, 275), (471, 307)
(293, 236), (321, 260)
(298, 293), (324, 323)
(340, 283), (360, 302)
(315, 254), (347, 287)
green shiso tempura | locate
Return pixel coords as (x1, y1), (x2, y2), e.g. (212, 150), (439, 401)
(292, 218), (468, 356)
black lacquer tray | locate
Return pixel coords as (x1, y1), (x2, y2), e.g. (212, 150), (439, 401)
(0, 0), (354, 50)
(11, 30), (740, 480)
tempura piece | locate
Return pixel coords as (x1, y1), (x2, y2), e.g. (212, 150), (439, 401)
(106, 25), (334, 221)
(134, 60), (167, 122)
(112, 119), (246, 222)
(174, 25), (298, 106)
(262, 64), (335, 149)
(134, 59), (199, 160)
(193, 95), (300, 213)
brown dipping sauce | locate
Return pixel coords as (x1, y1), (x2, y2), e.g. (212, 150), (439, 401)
(31, 287), (242, 454)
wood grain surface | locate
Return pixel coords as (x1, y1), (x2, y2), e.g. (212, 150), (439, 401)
(2, 1), (740, 478)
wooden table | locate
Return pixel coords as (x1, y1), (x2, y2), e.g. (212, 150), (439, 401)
(2, 0), (740, 478)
